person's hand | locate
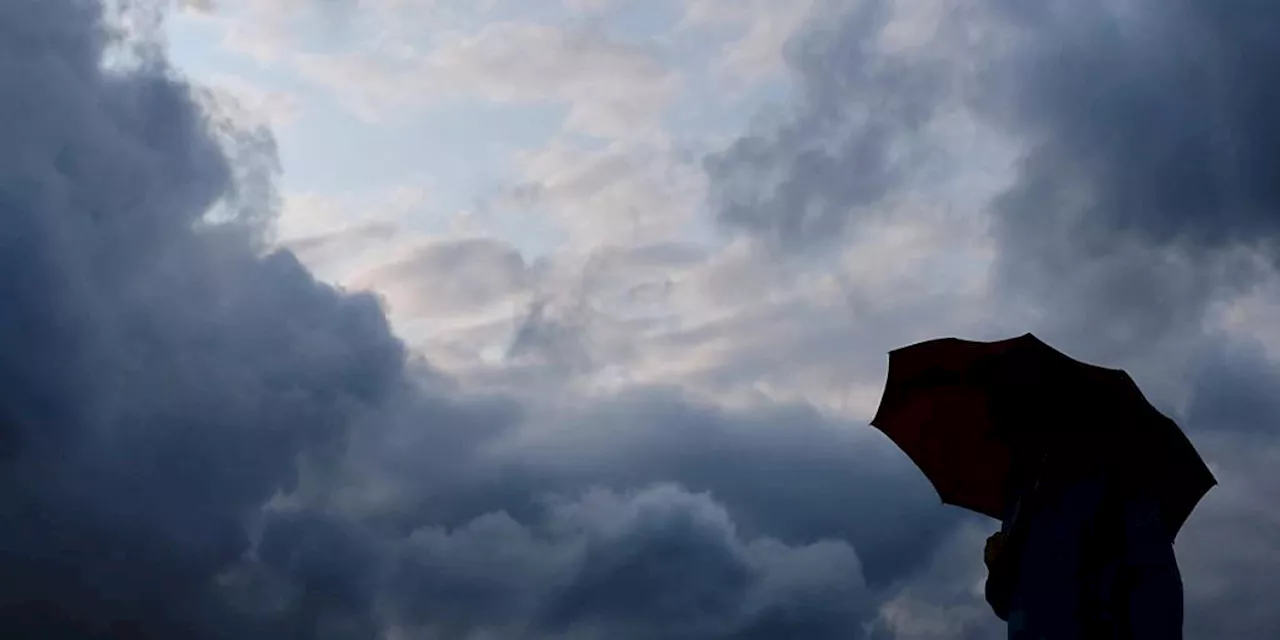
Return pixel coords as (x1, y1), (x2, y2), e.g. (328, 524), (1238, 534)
(984, 531), (1006, 570)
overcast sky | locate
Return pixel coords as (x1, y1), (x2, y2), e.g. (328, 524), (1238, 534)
(2, 0), (1278, 638)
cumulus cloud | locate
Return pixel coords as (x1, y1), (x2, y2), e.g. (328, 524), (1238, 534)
(0, 1), (404, 636)
(382, 485), (868, 639)
(1, 1), (966, 638)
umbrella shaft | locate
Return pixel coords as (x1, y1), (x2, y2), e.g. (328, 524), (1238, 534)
(1003, 453), (1048, 532)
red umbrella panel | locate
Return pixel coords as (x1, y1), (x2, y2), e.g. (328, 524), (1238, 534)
(870, 333), (1216, 534)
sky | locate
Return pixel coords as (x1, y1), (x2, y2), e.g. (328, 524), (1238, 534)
(2, 0), (1279, 638)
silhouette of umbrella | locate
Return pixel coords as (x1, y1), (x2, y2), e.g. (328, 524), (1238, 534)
(870, 333), (1216, 536)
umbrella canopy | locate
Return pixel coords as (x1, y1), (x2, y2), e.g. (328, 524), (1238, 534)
(870, 333), (1216, 536)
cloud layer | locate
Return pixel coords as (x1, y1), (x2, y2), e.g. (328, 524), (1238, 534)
(0, 2), (956, 638)
(6, 0), (1280, 638)
(709, 0), (1280, 634)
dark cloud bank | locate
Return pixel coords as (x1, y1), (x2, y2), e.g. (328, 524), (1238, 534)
(711, 0), (1280, 637)
(5, 1), (1278, 639)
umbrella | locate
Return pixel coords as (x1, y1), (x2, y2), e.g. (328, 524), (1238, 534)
(870, 333), (1216, 536)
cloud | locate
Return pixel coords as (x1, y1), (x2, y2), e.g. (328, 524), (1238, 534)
(271, 187), (434, 284)
(200, 73), (302, 128)
(975, 0), (1280, 361)
(864, 523), (1003, 640)
(291, 21), (680, 138)
(987, 0), (1280, 257)
(0, 1), (406, 636)
(252, 383), (962, 638)
(704, 0), (978, 251)
(178, 0), (216, 13)
(496, 137), (708, 247)
(28, 0), (1280, 637)
(2, 2), (965, 638)
(561, 0), (614, 13)
(680, 0), (822, 82)
(176, 0), (429, 66)
(975, 10), (1280, 633)
(381, 485), (869, 639)
(348, 237), (531, 319)
(707, 0), (1280, 634)
(338, 385), (961, 587)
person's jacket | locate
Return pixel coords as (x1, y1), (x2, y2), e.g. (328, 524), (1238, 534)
(984, 469), (1184, 639)
(984, 476), (1123, 622)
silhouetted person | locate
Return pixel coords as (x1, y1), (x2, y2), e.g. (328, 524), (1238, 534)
(983, 421), (1184, 639)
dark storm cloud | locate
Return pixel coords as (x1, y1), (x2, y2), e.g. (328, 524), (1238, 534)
(434, 389), (961, 588)
(1, 1), (954, 638)
(982, 0), (1280, 360)
(988, 0), (1280, 255)
(381, 484), (868, 640)
(979, 0), (1280, 633)
(1183, 335), (1280, 435)
(708, 0), (1280, 636)
(0, 0), (407, 636)
(232, 391), (938, 639)
(233, 381), (961, 638)
(970, 28), (1280, 636)
(314, 386), (961, 620)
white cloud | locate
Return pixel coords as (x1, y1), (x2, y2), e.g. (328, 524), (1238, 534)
(680, 0), (820, 82)
(271, 186), (437, 286)
(290, 21), (680, 139)
(335, 189), (1002, 420)
(177, 0), (467, 63)
(494, 137), (708, 248)
(274, 185), (431, 242)
(611, 212), (997, 418)
(347, 237), (532, 321)
(562, 0), (614, 13)
(201, 73), (302, 127)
